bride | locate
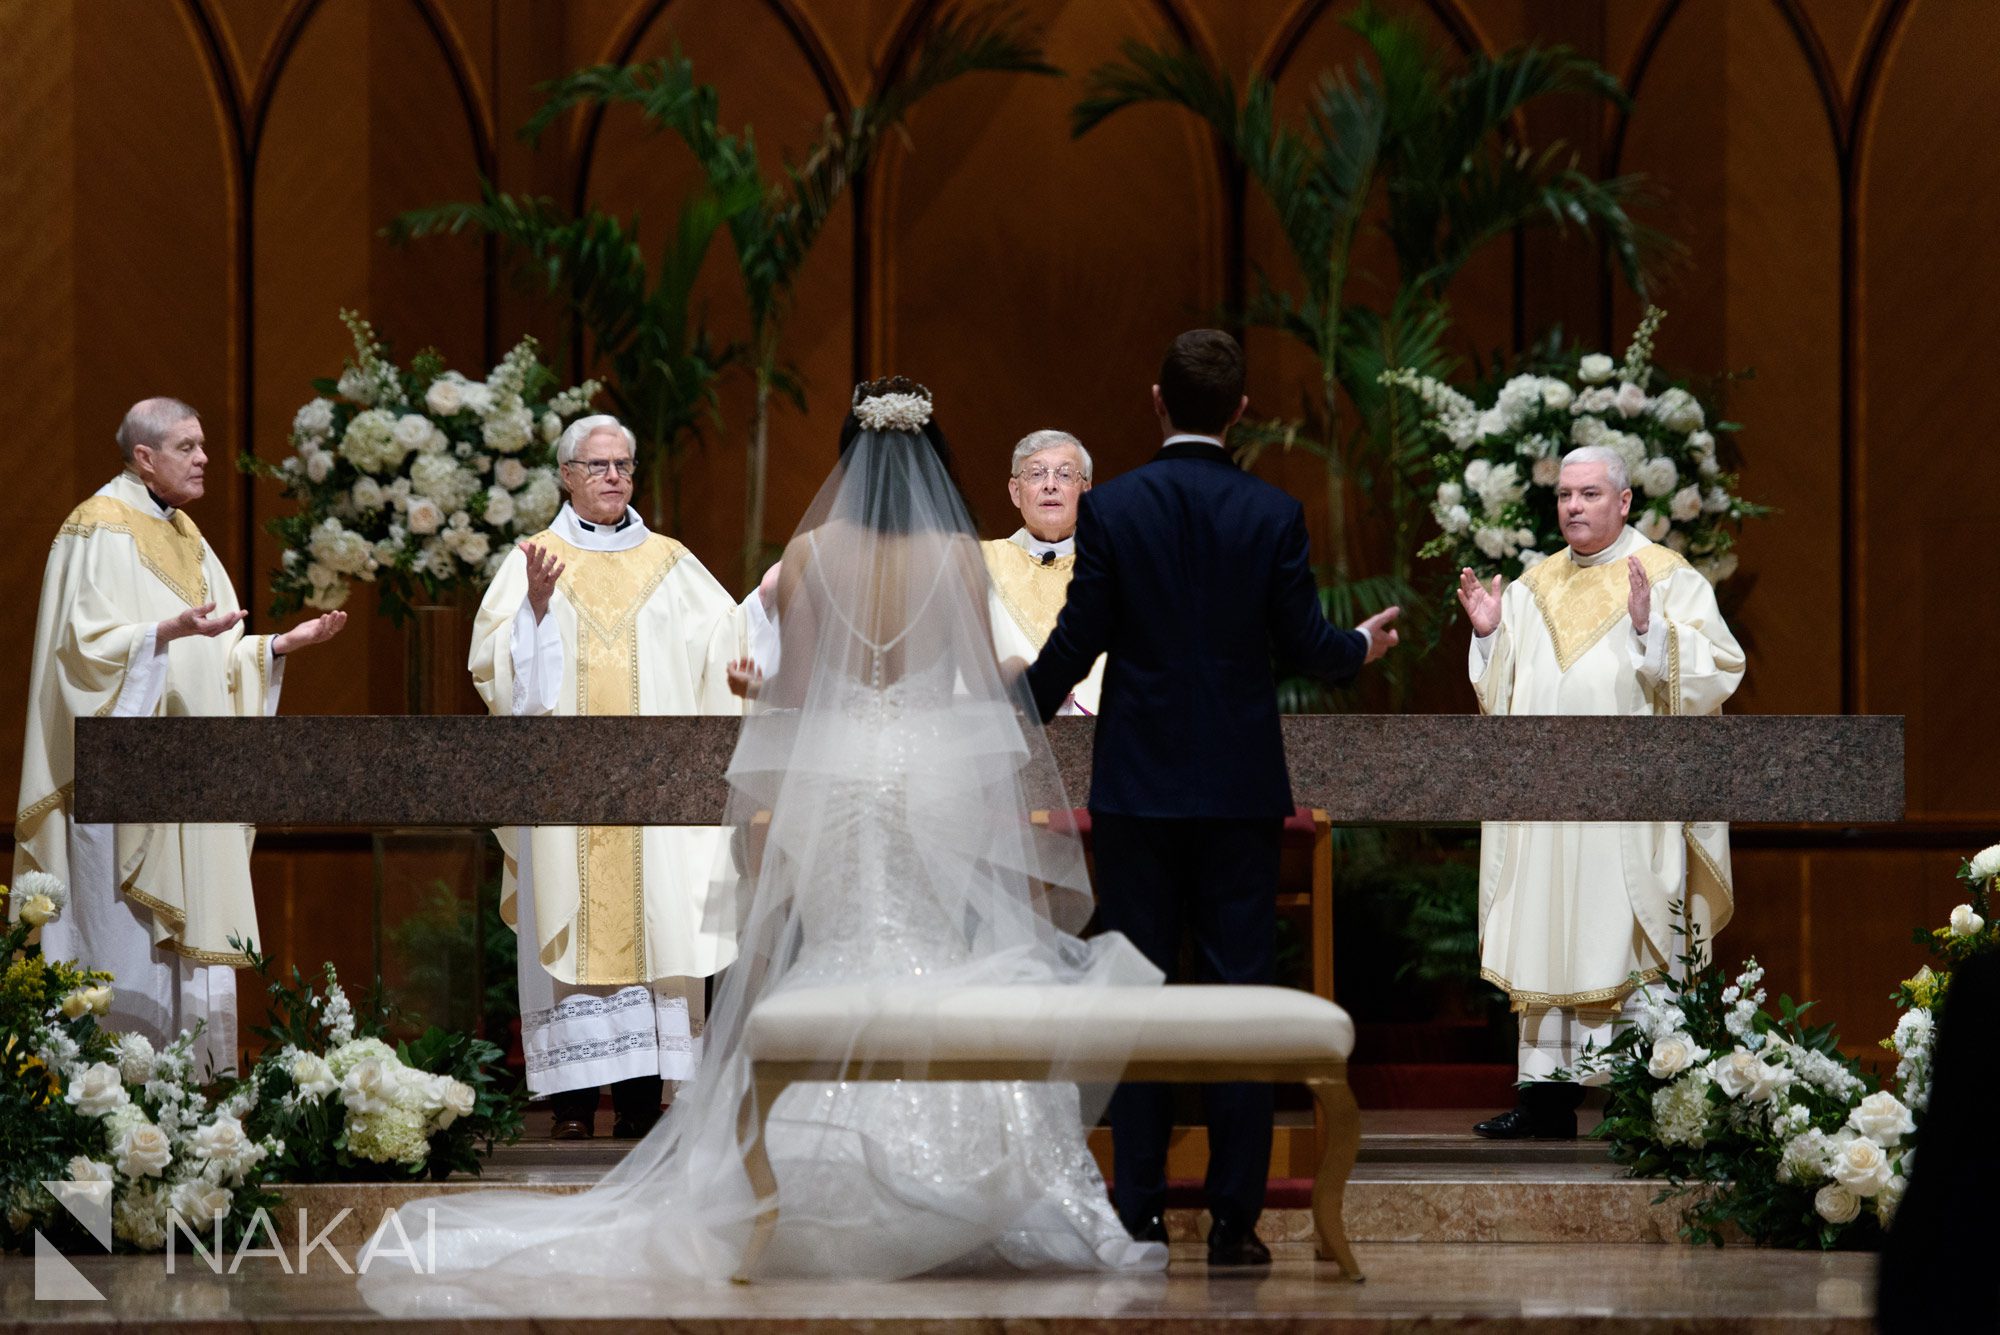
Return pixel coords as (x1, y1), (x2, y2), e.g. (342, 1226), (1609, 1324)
(361, 380), (1164, 1311)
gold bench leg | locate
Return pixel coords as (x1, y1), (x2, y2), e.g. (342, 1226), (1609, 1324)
(1307, 1074), (1364, 1281)
(733, 1072), (786, 1283)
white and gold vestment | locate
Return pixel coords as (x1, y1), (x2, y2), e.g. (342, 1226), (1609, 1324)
(1471, 525), (1744, 1078)
(471, 503), (746, 1095)
(14, 471), (281, 1072)
(982, 529), (1104, 715)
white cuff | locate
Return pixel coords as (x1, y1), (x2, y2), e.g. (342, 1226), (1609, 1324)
(264, 637), (286, 714)
(1468, 627), (1496, 681)
(743, 588), (782, 678)
(1629, 615), (1668, 679)
(510, 600), (563, 716)
(113, 625), (171, 718)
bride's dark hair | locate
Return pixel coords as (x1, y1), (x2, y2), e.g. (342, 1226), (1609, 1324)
(838, 376), (977, 533)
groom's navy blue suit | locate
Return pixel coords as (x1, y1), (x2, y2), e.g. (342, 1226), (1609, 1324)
(1027, 437), (1369, 1231)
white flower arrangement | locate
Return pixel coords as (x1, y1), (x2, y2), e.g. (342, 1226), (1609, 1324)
(263, 311), (599, 622)
(1388, 308), (1762, 583)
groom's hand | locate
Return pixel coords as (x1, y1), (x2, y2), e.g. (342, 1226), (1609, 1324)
(1357, 606), (1401, 664)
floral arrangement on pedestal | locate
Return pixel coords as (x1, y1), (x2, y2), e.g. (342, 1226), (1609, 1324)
(230, 946), (523, 1183)
(1386, 308), (1765, 583)
(1, 876), (281, 1253)
(257, 311), (600, 622)
(1572, 843), (2000, 1250)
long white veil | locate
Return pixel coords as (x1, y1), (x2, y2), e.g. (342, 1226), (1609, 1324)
(361, 397), (1160, 1313)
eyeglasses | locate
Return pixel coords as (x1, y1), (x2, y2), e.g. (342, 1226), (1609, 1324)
(566, 458), (636, 479)
(1017, 465), (1082, 486)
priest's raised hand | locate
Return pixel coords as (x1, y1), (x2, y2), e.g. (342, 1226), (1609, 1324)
(1457, 566), (1504, 637)
(274, 610), (347, 656)
(1626, 554), (1651, 635)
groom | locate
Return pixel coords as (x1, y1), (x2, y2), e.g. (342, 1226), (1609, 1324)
(1026, 329), (1399, 1265)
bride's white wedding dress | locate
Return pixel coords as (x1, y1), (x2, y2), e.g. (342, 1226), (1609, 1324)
(359, 414), (1161, 1314)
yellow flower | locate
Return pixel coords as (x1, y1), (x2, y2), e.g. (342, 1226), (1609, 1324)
(17, 894), (57, 927)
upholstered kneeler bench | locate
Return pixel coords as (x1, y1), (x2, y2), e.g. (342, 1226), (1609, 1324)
(734, 983), (1362, 1280)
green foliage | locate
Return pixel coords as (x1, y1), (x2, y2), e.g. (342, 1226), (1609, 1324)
(382, 873), (518, 1038)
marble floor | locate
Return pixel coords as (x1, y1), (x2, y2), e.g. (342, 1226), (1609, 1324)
(0, 1240), (1878, 1331)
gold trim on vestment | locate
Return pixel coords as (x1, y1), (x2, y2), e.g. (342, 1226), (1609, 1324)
(59, 495), (209, 608)
(535, 530), (684, 986)
(1520, 541), (1686, 673)
(1485, 965), (1666, 1013)
(13, 781), (70, 831)
(981, 539), (1075, 648)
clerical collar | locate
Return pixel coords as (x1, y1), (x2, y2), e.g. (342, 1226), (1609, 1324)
(1008, 528), (1074, 561)
(119, 470), (175, 518)
(1162, 433), (1226, 451)
(552, 502), (650, 553)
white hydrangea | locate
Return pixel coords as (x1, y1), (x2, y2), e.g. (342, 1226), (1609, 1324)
(337, 409), (408, 474)
(540, 411), (563, 445)
(514, 471), (561, 532)
(1651, 387), (1704, 433)
(1472, 462), (1526, 514)
(113, 1182), (170, 1249)
(1651, 1070), (1712, 1147)
(410, 453), (480, 513)
(1495, 375), (1543, 429)
(1701, 485), (1731, 515)
(482, 405), (536, 455)
(304, 562), (350, 611)
(495, 458), (529, 491)
(308, 519), (374, 576)
(1779, 1128), (1833, 1183)
(1472, 527), (1511, 560)
(1436, 481), (1463, 508)
(1437, 504), (1472, 535)
(459, 382), (495, 417)
(1540, 379), (1574, 411)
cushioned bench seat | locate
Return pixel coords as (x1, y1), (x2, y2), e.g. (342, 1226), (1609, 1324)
(735, 983), (1362, 1280)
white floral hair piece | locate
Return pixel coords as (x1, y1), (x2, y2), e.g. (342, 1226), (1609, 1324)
(853, 385), (933, 433)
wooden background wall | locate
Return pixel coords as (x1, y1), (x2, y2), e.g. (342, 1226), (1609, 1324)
(1, 0), (1993, 1060)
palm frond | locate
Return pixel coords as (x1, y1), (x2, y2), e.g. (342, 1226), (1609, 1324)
(1071, 36), (1239, 143)
(521, 54), (723, 156)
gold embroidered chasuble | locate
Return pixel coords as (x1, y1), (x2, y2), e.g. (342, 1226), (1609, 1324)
(981, 536), (1105, 714)
(14, 472), (274, 965)
(1470, 525), (1745, 1012)
(471, 522), (744, 988)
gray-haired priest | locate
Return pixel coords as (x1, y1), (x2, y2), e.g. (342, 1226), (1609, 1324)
(13, 398), (347, 1075)
(471, 413), (760, 1139)
(981, 429), (1107, 714)
(1459, 443), (1744, 1139)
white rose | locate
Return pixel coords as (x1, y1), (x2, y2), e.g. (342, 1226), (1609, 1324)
(1666, 531), (1690, 553)
(393, 413), (432, 450)
(1439, 503), (1471, 535)
(82, 985), (112, 1016)
(289, 1051), (337, 1100)
(460, 382), (495, 417)
(496, 458), (529, 490)
(1687, 428), (1716, 457)
(168, 1179), (233, 1225)
(424, 376), (465, 416)
(1876, 1174), (1907, 1226)
(1647, 1032), (1708, 1079)
(115, 1033), (156, 1085)
(1614, 381), (1650, 418)
(540, 411), (563, 444)
(1473, 527), (1509, 560)
(1702, 485), (1731, 515)
(1462, 459), (1491, 489)
(1708, 1050), (1762, 1099)
(1639, 456), (1679, 497)
(63, 1061), (128, 1116)
(1847, 1092), (1916, 1146)
(342, 1058), (404, 1116)
(305, 451), (334, 484)
(422, 426), (451, 456)
(351, 476), (385, 511)
(436, 1077), (476, 1128)
(188, 1114), (251, 1170)
(1577, 354), (1615, 384)
(407, 498), (444, 536)
(292, 397), (336, 441)
(1814, 1184), (1861, 1224)
(114, 1121), (174, 1178)
(1653, 387), (1705, 433)
(304, 563), (350, 612)
(1540, 379), (1574, 411)
(1670, 485), (1703, 522)
(68, 1156), (114, 1184)
(1949, 903), (1985, 937)
(1436, 481), (1463, 508)
(1637, 510), (1672, 542)
(1531, 457), (1561, 487)
(18, 893), (60, 926)
(1968, 844), (2000, 881)
(1831, 1136), (1893, 1197)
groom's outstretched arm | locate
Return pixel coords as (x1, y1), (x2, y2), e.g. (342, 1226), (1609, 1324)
(1269, 501), (1368, 688)
(1027, 493), (1116, 722)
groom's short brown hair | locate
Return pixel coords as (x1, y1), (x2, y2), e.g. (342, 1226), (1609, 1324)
(1158, 330), (1245, 434)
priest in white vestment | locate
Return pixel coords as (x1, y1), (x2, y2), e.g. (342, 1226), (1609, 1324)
(13, 398), (347, 1074)
(1459, 443), (1744, 1139)
(471, 415), (749, 1139)
(981, 430), (1106, 715)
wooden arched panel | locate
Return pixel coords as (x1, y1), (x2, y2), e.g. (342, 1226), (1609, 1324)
(1853, 0), (2000, 819)
(576, 0), (852, 579)
(870, 0), (1229, 532)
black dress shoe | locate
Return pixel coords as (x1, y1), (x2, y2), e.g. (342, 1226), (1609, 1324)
(1206, 1218), (1271, 1267)
(1473, 1082), (1581, 1139)
(1121, 1213), (1167, 1244)
(611, 1109), (661, 1139)
(549, 1118), (593, 1140)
